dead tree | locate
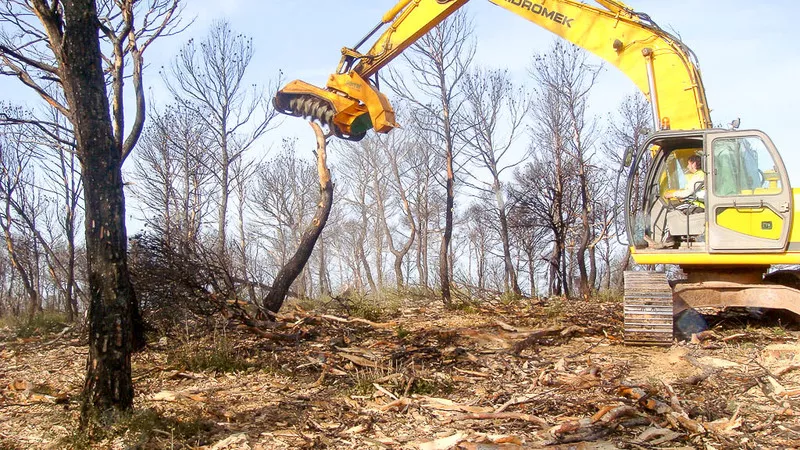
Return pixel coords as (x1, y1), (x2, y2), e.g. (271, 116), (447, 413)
(510, 127), (580, 297)
(529, 41), (602, 298)
(262, 123), (333, 313)
(251, 138), (317, 292)
(232, 156), (259, 304)
(337, 140), (379, 293)
(464, 202), (493, 291)
(1, 103), (86, 321)
(382, 132), (418, 289)
(462, 68), (530, 297)
(0, 128), (41, 319)
(387, 10), (475, 306)
(41, 108), (83, 321)
(410, 131), (440, 290)
(0, 0), (184, 420)
(132, 105), (215, 247)
(165, 20), (279, 256)
(604, 93), (653, 279)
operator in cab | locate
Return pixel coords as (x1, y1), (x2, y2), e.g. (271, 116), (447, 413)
(665, 154), (705, 206)
(645, 154), (706, 249)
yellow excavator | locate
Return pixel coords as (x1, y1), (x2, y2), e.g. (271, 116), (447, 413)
(274, 0), (800, 344)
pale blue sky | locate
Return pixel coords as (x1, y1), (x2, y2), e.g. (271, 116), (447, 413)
(3, 1), (799, 183)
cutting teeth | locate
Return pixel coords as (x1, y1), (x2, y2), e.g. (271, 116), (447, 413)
(286, 96), (336, 128)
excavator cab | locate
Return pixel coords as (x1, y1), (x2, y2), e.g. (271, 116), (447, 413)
(627, 129), (793, 259)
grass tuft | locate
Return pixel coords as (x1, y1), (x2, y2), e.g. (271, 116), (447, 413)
(167, 333), (256, 373)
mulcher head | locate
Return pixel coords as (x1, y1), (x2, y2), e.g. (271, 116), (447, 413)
(274, 73), (397, 141)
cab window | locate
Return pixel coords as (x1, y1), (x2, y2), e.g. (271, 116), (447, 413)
(712, 136), (782, 196)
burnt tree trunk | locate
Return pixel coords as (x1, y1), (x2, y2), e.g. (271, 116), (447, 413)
(440, 150), (454, 306)
(55, 0), (141, 420)
(263, 123), (333, 313)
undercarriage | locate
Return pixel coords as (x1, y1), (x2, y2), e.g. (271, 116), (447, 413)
(624, 267), (800, 345)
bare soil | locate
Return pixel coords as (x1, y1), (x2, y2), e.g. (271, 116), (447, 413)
(1, 296), (799, 449)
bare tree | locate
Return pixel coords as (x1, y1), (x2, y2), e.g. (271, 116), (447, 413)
(0, 0), (183, 419)
(382, 132), (418, 289)
(463, 201), (493, 292)
(604, 93), (652, 280)
(387, 11), (475, 306)
(529, 41), (602, 297)
(507, 203), (544, 298)
(510, 102), (579, 297)
(39, 108), (83, 321)
(0, 126), (41, 318)
(409, 129), (442, 291)
(133, 107), (180, 241)
(165, 20), (279, 256)
(2, 104), (86, 321)
(251, 139), (317, 296)
(336, 139), (379, 293)
(133, 103), (224, 260)
(461, 68), (530, 296)
(231, 154), (259, 304)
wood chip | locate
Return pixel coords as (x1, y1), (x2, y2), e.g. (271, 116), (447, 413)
(419, 396), (493, 413)
(337, 352), (386, 370)
(418, 431), (468, 450)
(448, 412), (548, 428)
(453, 367), (489, 378)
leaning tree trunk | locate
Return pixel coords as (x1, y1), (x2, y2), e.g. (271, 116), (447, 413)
(263, 123), (333, 313)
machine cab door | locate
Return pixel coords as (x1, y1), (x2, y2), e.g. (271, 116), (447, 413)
(706, 131), (792, 252)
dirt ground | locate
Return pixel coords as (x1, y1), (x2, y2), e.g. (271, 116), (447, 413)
(1, 296), (799, 449)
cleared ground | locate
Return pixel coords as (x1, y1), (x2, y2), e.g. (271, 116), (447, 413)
(1, 296), (798, 449)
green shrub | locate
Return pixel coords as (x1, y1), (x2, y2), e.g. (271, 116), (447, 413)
(407, 374), (454, 396)
(395, 325), (411, 340)
(544, 298), (566, 319)
(499, 291), (524, 306)
(12, 311), (69, 338)
(593, 290), (623, 303)
(450, 301), (478, 314)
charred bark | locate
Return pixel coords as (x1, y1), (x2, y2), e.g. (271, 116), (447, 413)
(440, 153), (454, 306)
(263, 123), (333, 313)
(55, 0), (140, 419)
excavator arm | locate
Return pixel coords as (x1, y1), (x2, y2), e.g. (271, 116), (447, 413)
(274, 0), (713, 141)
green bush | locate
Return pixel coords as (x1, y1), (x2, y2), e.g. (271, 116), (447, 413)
(593, 290), (623, 303)
(543, 297), (566, 319)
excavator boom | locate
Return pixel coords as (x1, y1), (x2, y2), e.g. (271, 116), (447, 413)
(274, 0), (712, 140)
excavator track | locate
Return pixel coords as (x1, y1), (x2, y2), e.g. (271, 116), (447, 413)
(623, 271), (674, 346)
(272, 94), (366, 141)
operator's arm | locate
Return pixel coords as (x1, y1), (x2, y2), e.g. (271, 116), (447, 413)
(666, 171), (705, 199)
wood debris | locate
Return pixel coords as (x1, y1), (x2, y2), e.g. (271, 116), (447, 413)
(1, 298), (798, 449)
